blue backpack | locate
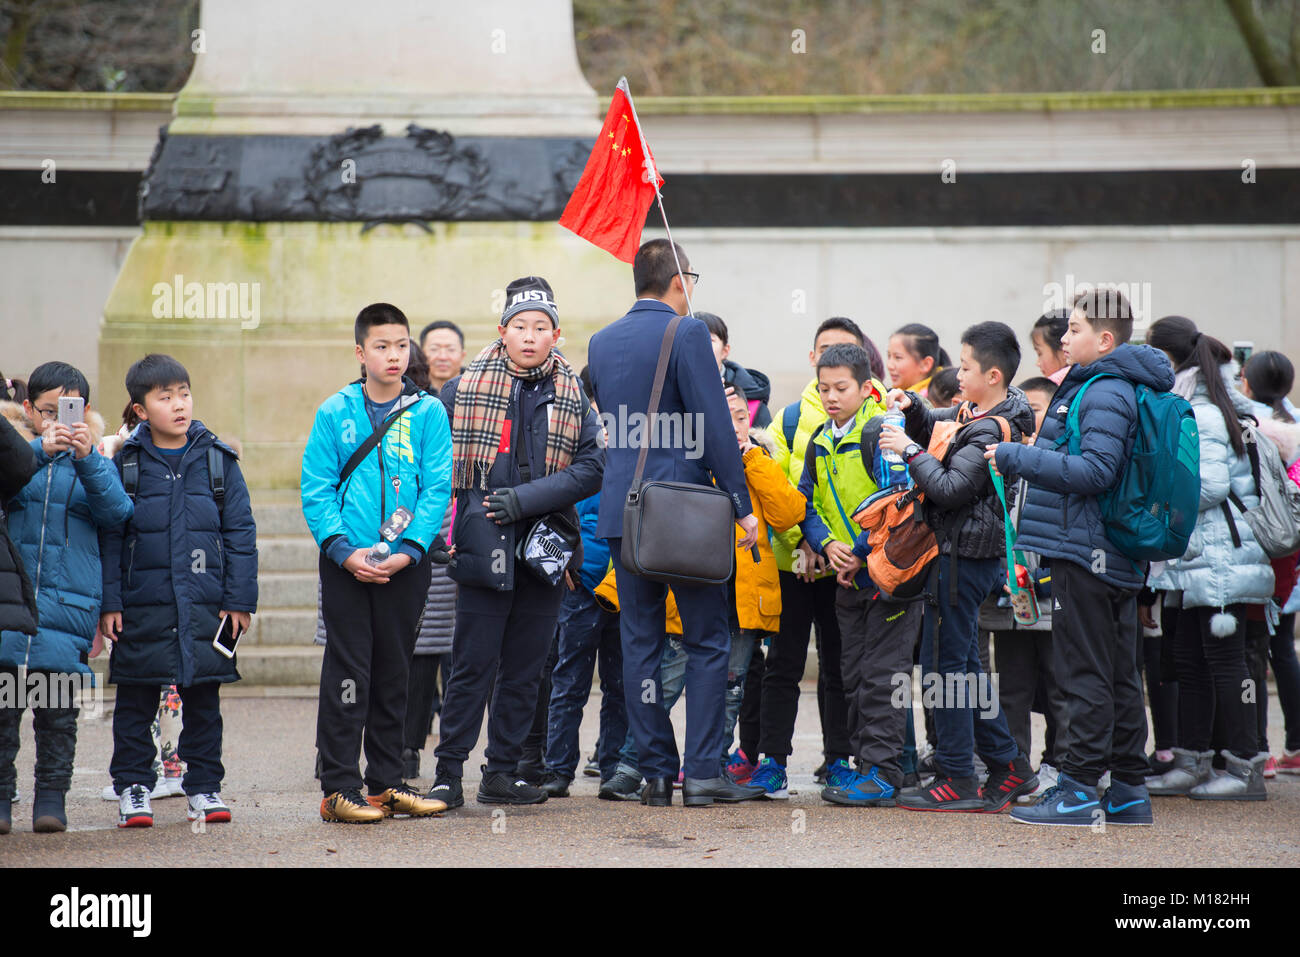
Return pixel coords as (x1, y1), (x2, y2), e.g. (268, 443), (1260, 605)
(1059, 373), (1200, 562)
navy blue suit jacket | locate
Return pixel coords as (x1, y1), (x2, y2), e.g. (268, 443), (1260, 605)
(587, 299), (752, 540)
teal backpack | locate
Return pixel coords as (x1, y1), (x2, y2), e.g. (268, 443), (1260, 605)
(1058, 373), (1200, 562)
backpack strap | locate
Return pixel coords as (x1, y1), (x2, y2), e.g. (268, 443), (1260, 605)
(121, 448), (139, 503)
(208, 446), (226, 517)
(1058, 373), (1122, 456)
(781, 400), (799, 451)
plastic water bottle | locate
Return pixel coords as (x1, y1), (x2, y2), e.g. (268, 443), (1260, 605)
(365, 506), (414, 567)
(878, 410), (910, 488)
(1010, 563), (1041, 626)
(365, 540), (391, 567)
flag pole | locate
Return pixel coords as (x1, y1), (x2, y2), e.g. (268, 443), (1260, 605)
(619, 77), (695, 318)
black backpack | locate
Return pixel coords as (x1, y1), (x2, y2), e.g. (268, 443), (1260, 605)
(120, 442), (228, 517)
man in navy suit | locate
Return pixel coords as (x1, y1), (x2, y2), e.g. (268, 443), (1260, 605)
(587, 239), (764, 807)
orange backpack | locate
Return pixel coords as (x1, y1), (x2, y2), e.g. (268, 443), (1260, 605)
(851, 405), (1013, 600)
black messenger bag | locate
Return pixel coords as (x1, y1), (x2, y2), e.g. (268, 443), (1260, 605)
(620, 314), (737, 586)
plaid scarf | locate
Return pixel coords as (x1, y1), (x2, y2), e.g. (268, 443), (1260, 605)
(451, 338), (584, 490)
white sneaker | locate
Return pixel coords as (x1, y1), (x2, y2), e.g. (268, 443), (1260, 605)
(117, 784), (153, 828)
(1019, 763), (1058, 802)
(186, 791), (231, 823)
(1098, 770), (1112, 792)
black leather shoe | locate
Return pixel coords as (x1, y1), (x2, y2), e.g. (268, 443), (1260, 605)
(540, 773), (571, 798)
(683, 775), (766, 806)
(641, 777), (674, 806)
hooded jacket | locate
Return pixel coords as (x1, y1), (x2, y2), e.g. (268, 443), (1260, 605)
(1, 402), (132, 673)
(0, 410), (39, 637)
(99, 420), (257, 686)
(301, 378), (452, 569)
(1147, 365), (1274, 611)
(769, 377), (888, 575)
(995, 343), (1176, 589)
(723, 360), (773, 430)
(900, 388), (1037, 560)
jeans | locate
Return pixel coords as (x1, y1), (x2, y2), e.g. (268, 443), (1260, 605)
(1173, 604), (1254, 760)
(544, 585), (628, 781)
(0, 667), (82, 797)
(722, 629), (763, 757)
(617, 636), (687, 775)
(113, 680), (223, 795)
(919, 554), (1019, 779)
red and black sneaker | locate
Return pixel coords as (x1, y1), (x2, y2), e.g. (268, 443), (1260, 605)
(896, 774), (984, 812)
(981, 753), (1040, 813)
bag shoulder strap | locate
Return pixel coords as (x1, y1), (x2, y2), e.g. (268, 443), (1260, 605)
(781, 400), (799, 450)
(340, 401), (411, 487)
(630, 314), (684, 491)
(208, 446), (226, 517)
(1061, 373), (1124, 454)
(121, 447), (139, 502)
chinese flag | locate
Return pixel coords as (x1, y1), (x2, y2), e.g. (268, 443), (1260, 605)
(559, 80), (664, 263)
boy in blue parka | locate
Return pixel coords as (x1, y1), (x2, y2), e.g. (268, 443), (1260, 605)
(0, 363), (133, 834)
(99, 354), (258, 829)
(988, 289), (1174, 828)
(301, 303), (452, 824)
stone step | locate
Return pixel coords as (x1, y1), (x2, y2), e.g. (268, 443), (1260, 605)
(257, 571), (319, 610)
(257, 535), (320, 573)
(251, 502), (309, 537)
(244, 608), (319, 646)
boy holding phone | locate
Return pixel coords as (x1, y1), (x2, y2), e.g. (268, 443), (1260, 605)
(99, 354), (258, 828)
(0, 362), (132, 833)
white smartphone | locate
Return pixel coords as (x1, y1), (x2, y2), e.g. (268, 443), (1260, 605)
(212, 614), (240, 659)
(57, 395), (84, 427)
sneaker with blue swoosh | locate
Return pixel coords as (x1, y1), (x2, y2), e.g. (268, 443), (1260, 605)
(1008, 772), (1102, 827)
(1100, 779), (1153, 826)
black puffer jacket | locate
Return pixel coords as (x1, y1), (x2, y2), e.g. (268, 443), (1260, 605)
(0, 414), (38, 635)
(439, 373), (604, 592)
(901, 387), (1036, 559)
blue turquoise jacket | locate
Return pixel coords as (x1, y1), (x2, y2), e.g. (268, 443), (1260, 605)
(0, 412), (133, 675)
(575, 492), (608, 594)
(301, 378), (452, 565)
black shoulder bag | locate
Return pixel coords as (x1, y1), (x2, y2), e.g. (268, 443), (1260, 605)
(620, 314), (738, 586)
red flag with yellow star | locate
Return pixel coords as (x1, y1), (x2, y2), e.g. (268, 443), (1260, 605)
(559, 79), (664, 263)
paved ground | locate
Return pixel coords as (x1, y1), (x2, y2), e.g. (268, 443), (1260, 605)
(2, 685), (1297, 867)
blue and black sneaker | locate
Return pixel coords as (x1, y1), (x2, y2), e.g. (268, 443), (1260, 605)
(748, 757), (790, 799)
(823, 758), (854, 790)
(1101, 778), (1154, 826)
(1009, 772), (1102, 827)
(821, 766), (897, 807)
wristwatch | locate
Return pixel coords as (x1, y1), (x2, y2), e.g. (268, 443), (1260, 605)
(903, 443), (923, 462)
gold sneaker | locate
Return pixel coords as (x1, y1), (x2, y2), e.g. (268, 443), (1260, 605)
(321, 788), (385, 824)
(367, 783), (447, 818)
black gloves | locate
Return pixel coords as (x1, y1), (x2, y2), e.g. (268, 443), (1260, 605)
(484, 488), (523, 525)
(429, 535), (453, 565)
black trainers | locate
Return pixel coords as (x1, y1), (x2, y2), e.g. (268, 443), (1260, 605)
(514, 753), (546, 787)
(896, 774), (985, 812)
(980, 753), (1039, 813)
(598, 769), (642, 801)
(426, 769), (464, 810)
(477, 766), (548, 805)
(812, 760), (828, 784)
(540, 772), (572, 797)
(583, 751), (601, 778)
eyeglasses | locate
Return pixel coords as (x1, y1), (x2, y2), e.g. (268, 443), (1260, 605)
(683, 272), (700, 286)
(34, 406), (59, 422)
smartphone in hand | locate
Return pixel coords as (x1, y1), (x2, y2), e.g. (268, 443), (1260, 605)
(212, 614), (240, 659)
(58, 395), (85, 427)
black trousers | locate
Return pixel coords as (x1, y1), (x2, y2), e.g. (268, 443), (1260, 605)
(404, 654), (442, 752)
(758, 572), (851, 762)
(992, 630), (1065, 767)
(434, 567), (563, 777)
(112, 680), (222, 795)
(836, 587), (921, 788)
(0, 667), (82, 796)
(316, 551), (431, 795)
(522, 629), (561, 760)
(738, 643), (765, 759)
(1245, 618), (1271, 753)
(1052, 561), (1148, 787)
(1174, 604), (1255, 759)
